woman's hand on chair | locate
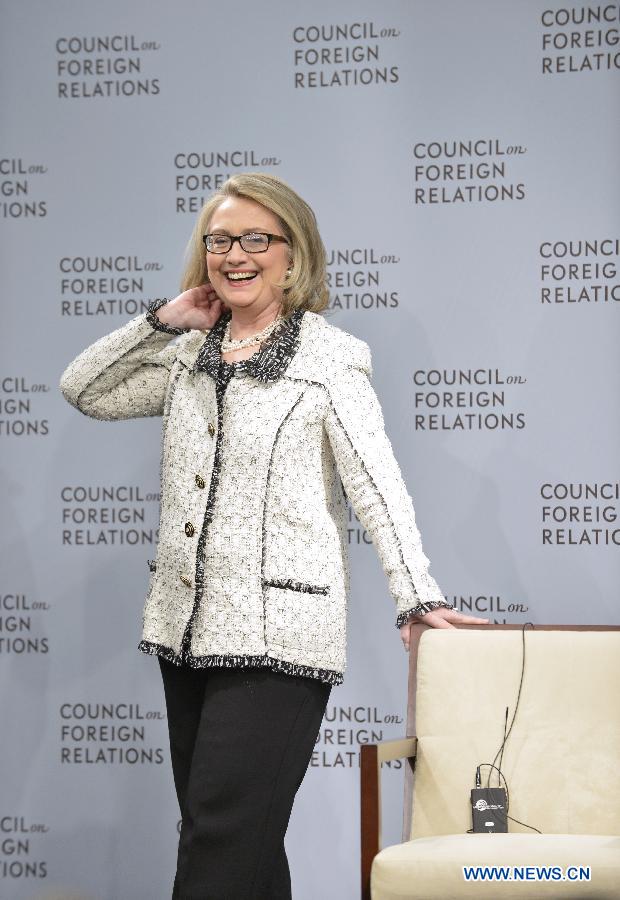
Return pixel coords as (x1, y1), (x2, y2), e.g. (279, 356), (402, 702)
(400, 607), (490, 651)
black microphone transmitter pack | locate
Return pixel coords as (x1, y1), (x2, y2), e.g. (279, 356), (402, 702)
(470, 788), (508, 833)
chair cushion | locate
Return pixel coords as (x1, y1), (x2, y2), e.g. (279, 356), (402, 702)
(371, 833), (620, 899)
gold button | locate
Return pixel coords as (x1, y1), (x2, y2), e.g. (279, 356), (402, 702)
(184, 522), (195, 537)
(208, 423), (215, 437)
(180, 575), (192, 588)
(195, 474), (205, 489)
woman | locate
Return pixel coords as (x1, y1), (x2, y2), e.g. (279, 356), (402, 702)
(60, 173), (488, 899)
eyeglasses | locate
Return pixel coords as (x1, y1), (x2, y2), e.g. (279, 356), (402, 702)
(202, 232), (289, 254)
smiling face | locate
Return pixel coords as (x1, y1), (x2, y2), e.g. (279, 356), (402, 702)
(205, 196), (291, 318)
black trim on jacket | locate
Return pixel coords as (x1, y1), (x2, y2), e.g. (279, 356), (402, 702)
(138, 640), (343, 686)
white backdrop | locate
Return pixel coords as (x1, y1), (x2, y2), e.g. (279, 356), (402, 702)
(1, 1), (618, 898)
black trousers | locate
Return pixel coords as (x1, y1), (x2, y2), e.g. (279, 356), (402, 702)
(157, 658), (332, 900)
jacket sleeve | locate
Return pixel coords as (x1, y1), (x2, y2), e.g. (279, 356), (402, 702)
(323, 360), (453, 627)
(59, 313), (185, 421)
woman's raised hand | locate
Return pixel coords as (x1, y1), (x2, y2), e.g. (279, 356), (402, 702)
(155, 284), (225, 332)
(399, 607), (490, 651)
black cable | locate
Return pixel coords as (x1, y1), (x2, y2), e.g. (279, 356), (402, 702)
(475, 762), (541, 830)
(507, 815), (542, 833)
(471, 622), (541, 834)
(478, 763), (509, 802)
(497, 706), (509, 788)
(485, 623), (534, 789)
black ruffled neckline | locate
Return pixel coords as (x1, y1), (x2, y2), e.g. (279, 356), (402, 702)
(194, 308), (305, 383)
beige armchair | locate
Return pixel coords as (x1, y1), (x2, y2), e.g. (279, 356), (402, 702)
(360, 624), (620, 899)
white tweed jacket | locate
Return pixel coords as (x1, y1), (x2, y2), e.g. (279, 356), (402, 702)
(60, 305), (449, 685)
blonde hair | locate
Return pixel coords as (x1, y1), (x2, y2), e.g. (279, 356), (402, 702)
(181, 173), (329, 316)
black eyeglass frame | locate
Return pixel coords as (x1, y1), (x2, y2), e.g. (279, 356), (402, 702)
(202, 232), (289, 253)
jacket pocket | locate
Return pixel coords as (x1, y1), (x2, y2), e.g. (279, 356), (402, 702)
(262, 578), (328, 595)
(142, 560), (159, 627)
(263, 580), (332, 652)
(145, 559), (158, 601)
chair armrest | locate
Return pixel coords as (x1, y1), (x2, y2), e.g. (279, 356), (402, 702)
(360, 737), (417, 900)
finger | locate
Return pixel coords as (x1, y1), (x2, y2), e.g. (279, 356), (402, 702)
(194, 286), (214, 304)
(426, 606), (490, 624)
(444, 611), (490, 624)
(198, 288), (221, 309)
(400, 623), (411, 651)
(420, 611), (455, 629)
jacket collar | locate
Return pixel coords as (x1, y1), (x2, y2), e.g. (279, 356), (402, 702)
(189, 308), (305, 383)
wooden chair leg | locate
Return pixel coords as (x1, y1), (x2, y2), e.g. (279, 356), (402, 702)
(360, 744), (380, 900)
(360, 738), (418, 899)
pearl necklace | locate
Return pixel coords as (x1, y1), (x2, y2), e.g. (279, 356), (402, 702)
(221, 314), (284, 352)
